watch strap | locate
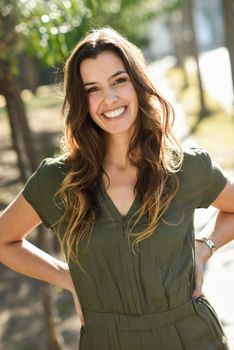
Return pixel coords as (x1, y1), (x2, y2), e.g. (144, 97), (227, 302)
(195, 237), (216, 255)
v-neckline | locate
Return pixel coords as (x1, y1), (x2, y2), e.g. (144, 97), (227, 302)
(100, 181), (138, 219)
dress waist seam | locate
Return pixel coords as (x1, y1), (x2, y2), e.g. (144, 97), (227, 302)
(83, 299), (196, 331)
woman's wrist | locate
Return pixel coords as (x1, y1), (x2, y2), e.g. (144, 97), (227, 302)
(195, 237), (216, 258)
(195, 239), (213, 261)
(62, 267), (77, 295)
(58, 261), (74, 292)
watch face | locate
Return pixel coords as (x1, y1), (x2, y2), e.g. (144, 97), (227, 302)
(195, 237), (215, 254)
(206, 239), (215, 250)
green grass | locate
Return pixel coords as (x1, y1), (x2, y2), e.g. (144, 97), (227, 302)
(27, 91), (63, 110)
(0, 84), (63, 120)
(18, 346), (42, 350)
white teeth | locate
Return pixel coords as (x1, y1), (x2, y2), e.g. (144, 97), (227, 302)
(103, 107), (125, 119)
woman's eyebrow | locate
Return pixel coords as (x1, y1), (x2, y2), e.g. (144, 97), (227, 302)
(111, 70), (127, 78)
(83, 70), (127, 86)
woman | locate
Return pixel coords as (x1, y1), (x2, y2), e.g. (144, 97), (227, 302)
(0, 27), (234, 349)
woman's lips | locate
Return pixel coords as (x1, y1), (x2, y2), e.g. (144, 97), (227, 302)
(102, 106), (127, 119)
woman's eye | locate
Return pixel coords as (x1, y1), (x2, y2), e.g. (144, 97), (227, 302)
(114, 77), (127, 85)
(86, 87), (98, 94)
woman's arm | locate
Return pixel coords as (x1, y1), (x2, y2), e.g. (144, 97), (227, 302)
(0, 192), (72, 290)
(0, 192), (84, 324)
(193, 177), (234, 298)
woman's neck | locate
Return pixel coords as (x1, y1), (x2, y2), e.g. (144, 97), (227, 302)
(103, 132), (132, 170)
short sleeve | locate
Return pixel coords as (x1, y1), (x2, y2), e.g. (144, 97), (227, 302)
(196, 149), (227, 208)
(22, 157), (67, 228)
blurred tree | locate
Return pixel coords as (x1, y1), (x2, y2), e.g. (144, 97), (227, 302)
(169, 9), (189, 89)
(222, 0), (234, 103)
(84, 0), (185, 48)
(184, 0), (210, 120)
(165, 0), (212, 124)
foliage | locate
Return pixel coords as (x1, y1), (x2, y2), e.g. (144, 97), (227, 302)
(0, 0), (184, 69)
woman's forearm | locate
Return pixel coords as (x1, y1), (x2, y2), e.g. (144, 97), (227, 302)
(209, 211), (234, 249)
(193, 210), (234, 298)
(0, 239), (73, 292)
(196, 211), (234, 260)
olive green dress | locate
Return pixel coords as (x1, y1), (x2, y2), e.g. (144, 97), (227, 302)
(23, 148), (230, 350)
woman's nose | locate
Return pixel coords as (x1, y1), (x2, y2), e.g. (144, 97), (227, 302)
(103, 87), (118, 105)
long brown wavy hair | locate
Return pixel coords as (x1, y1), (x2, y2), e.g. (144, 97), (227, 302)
(56, 27), (183, 263)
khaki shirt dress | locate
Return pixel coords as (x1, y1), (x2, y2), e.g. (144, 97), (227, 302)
(23, 147), (230, 350)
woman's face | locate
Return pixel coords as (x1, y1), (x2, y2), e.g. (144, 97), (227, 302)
(80, 51), (139, 136)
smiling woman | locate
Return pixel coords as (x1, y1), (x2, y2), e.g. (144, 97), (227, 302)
(0, 27), (234, 350)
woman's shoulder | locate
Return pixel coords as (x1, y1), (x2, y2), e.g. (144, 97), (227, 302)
(37, 153), (69, 169)
(22, 154), (70, 228)
(181, 146), (211, 170)
(35, 154), (70, 179)
(178, 146), (214, 183)
(23, 154), (70, 200)
(178, 147), (227, 208)
(182, 146), (209, 160)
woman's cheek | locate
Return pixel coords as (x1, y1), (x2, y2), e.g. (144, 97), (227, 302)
(88, 96), (100, 119)
(87, 95), (94, 111)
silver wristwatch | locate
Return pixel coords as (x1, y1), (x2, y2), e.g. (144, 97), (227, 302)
(195, 237), (216, 255)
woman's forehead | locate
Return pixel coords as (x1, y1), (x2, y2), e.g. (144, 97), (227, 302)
(80, 51), (126, 83)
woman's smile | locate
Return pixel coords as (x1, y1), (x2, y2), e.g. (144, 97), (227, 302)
(102, 106), (126, 119)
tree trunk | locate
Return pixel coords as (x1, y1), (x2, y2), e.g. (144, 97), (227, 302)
(43, 283), (67, 350)
(0, 60), (37, 180)
(38, 227), (67, 350)
(20, 55), (39, 93)
(223, 0), (234, 101)
(184, 0), (210, 120)
(169, 10), (189, 89)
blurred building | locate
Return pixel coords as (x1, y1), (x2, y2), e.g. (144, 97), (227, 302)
(146, 0), (225, 60)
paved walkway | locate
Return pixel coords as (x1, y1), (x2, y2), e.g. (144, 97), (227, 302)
(199, 47), (234, 115)
(147, 55), (234, 349)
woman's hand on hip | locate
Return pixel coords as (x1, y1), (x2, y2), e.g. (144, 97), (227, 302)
(192, 241), (211, 299)
(71, 290), (85, 326)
